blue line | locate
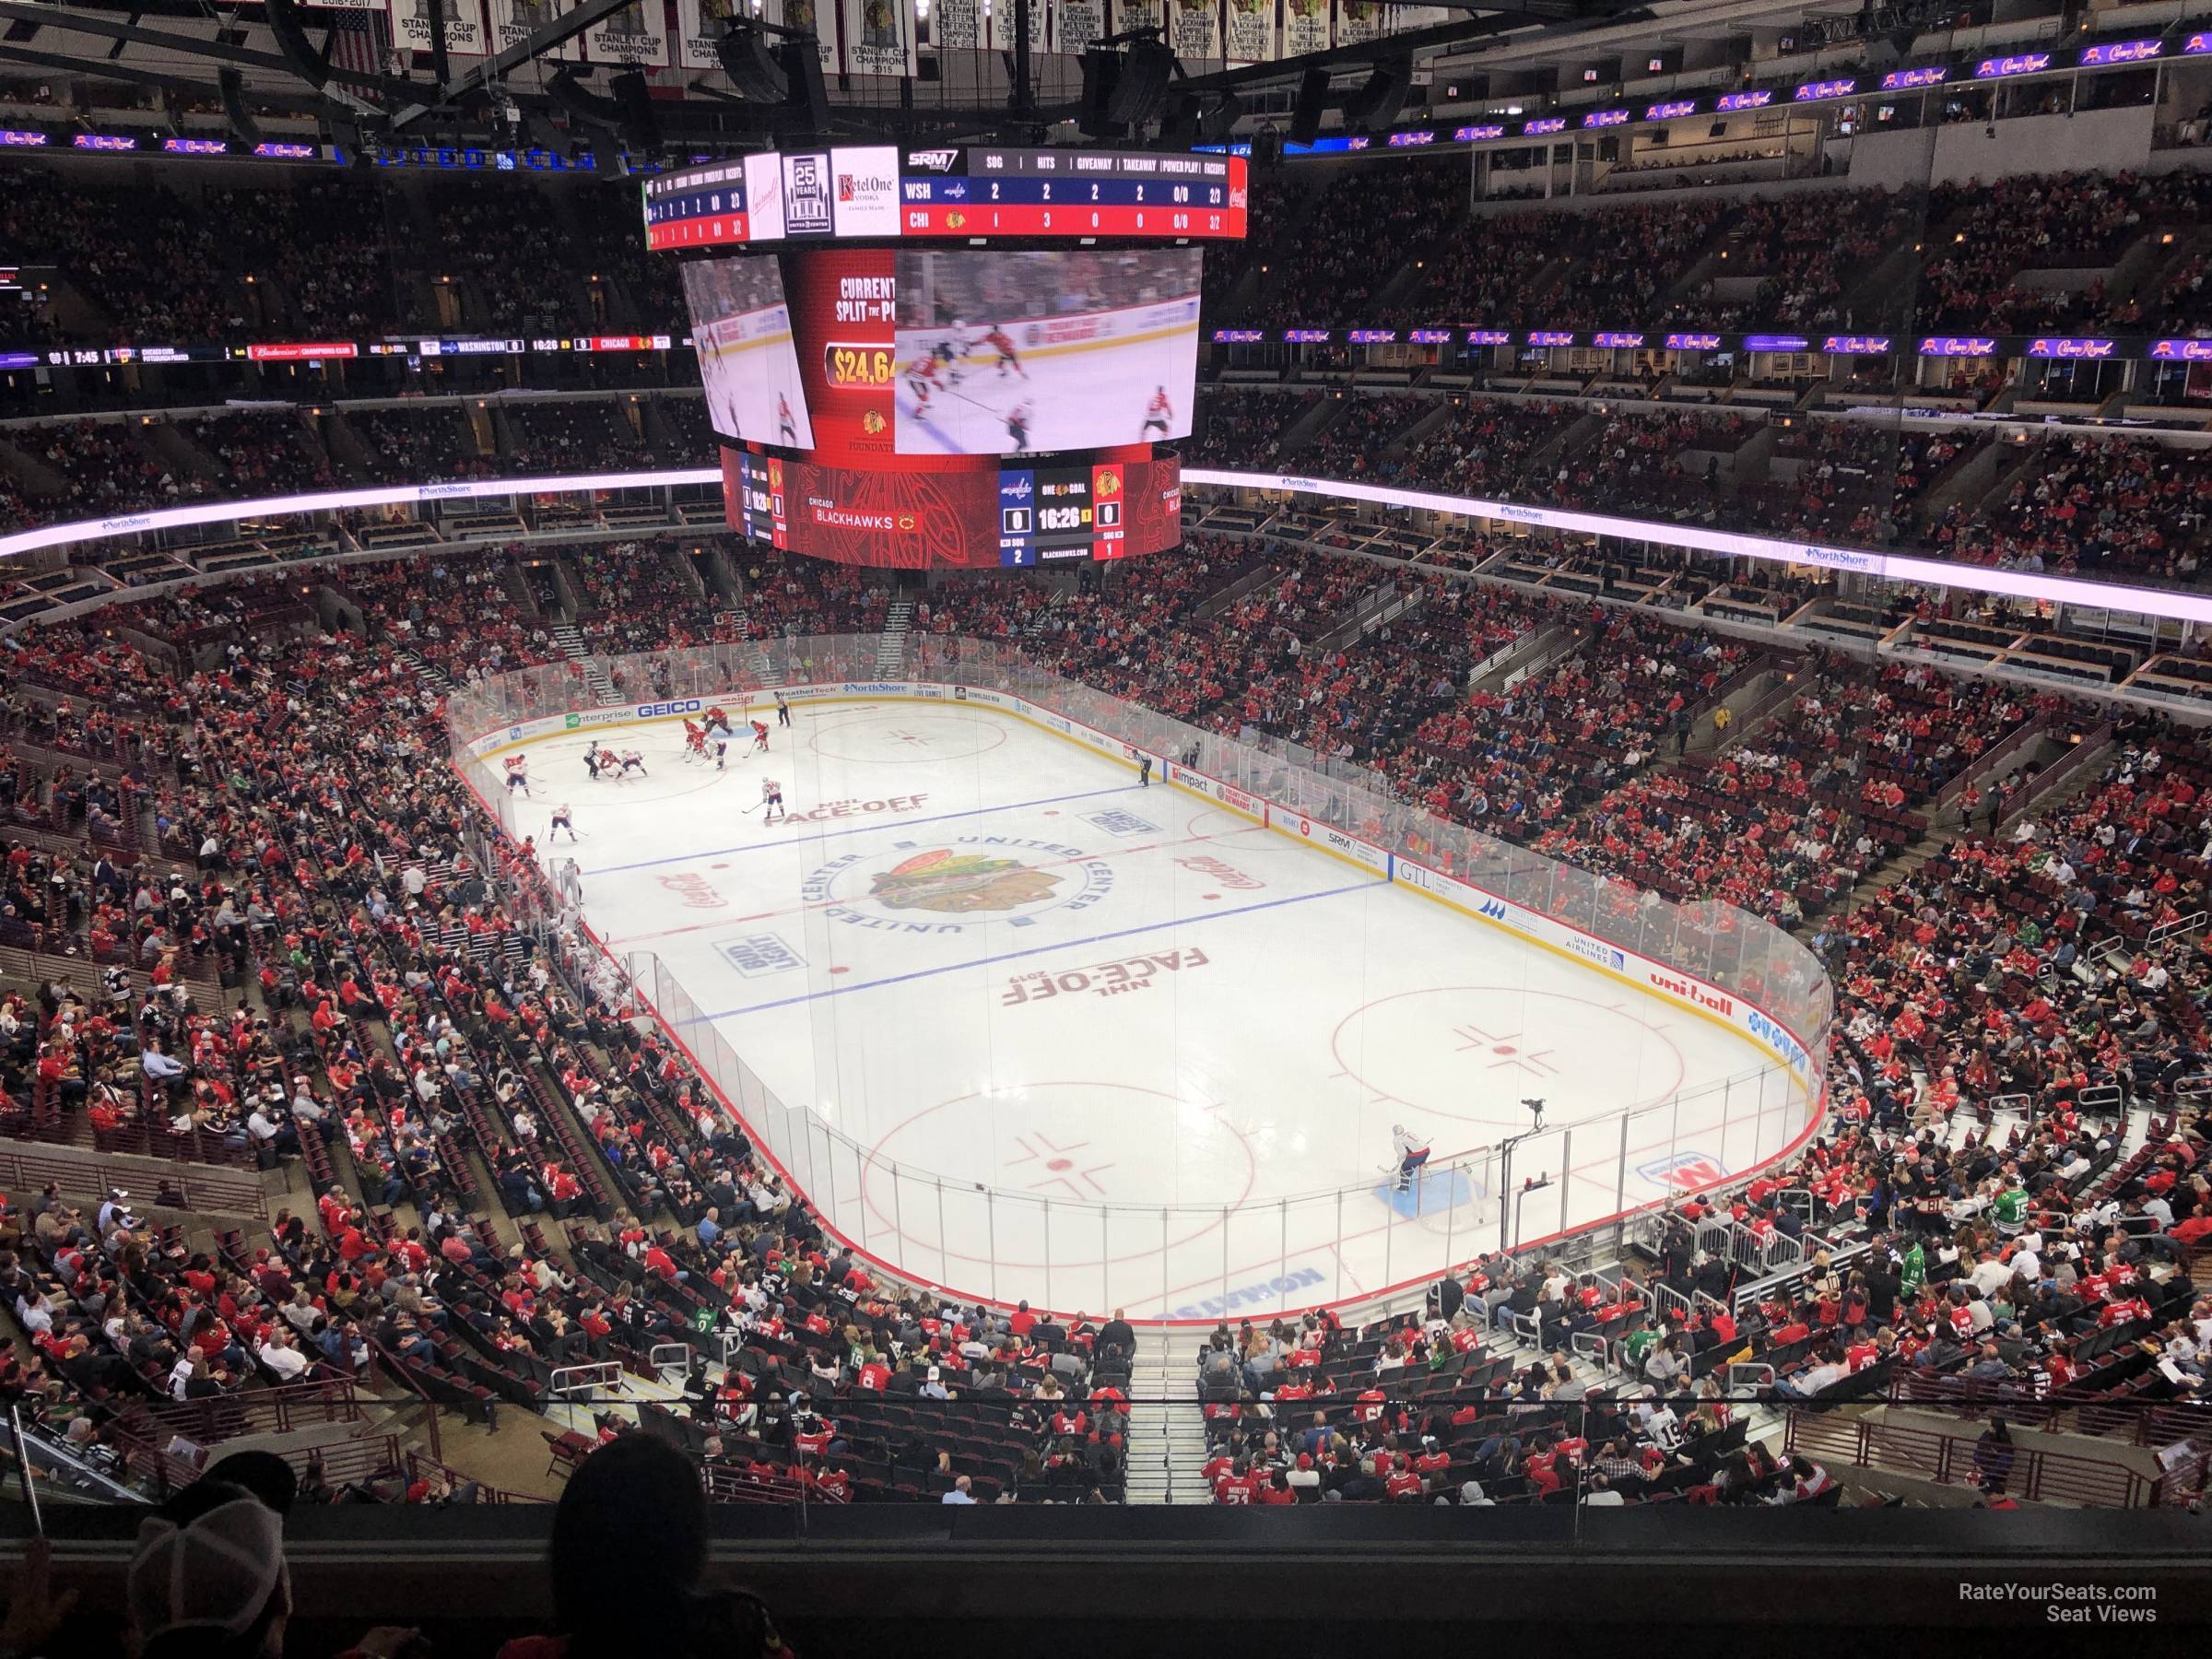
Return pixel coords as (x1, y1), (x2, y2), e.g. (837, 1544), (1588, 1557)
(685, 878), (1375, 1021)
(583, 784), (1135, 875)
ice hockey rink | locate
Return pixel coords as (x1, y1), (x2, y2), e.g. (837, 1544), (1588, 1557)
(513, 700), (1817, 1320)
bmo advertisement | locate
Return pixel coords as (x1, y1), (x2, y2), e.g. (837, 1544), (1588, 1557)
(664, 147), (1220, 571)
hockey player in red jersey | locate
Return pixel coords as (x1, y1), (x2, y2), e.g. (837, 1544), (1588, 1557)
(981, 323), (1026, 379)
(1141, 384), (1173, 439)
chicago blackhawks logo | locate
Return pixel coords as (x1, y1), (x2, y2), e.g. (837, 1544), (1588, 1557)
(803, 837), (1115, 935)
(870, 849), (1063, 914)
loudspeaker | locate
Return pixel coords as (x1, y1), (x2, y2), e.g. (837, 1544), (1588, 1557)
(1195, 89), (1240, 144)
(218, 67), (261, 146)
(716, 20), (789, 102)
(775, 38), (830, 137)
(263, 0), (331, 89)
(1343, 58), (1410, 132)
(1159, 88), (1237, 146)
(1106, 35), (1174, 127)
(608, 69), (657, 144)
(1079, 45), (1121, 137)
(1288, 65), (1330, 147)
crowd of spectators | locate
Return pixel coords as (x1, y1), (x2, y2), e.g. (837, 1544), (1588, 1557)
(1380, 603), (1753, 842)
(1192, 388), (1321, 469)
(0, 497), (2204, 1524)
(503, 400), (654, 475)
(1531, 655), (2056, 925)
(568, 543), (735, 654)
(1916, 169), (2212, 333)
(180, 413), (336, 500)
(1926, 434), (2212, 582)
(346, 406), (497, 485)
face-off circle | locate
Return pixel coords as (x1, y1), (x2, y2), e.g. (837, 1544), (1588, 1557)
(807, 712), (1009, 765)
(1331, 985), (1689, 1129)
(859, 1079), (1257, 1270)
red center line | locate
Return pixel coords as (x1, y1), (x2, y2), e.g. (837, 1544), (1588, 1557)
(604, 824), (1253, 946)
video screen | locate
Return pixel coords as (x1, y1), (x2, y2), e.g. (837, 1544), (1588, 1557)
(893, 249), (1201, 456)
(682, 256), (816, 449)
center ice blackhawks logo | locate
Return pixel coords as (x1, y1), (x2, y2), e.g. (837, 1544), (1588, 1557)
(804, 837), (1113, 935)
(870, 849), (1059, 913)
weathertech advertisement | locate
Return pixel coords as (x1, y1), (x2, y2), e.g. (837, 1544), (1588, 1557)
(892, 249), (1201, 455)
(681, 257), (816, 449)
(719, 444), (1180, 569)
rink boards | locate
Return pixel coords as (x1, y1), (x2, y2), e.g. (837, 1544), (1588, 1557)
(464, 678), (1824, 1112)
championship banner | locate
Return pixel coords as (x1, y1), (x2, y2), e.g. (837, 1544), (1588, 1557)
(675, 0), (735, 68)
(778, 0), (838, 68)
(1052, 0), (1105, 53)
(1281, 0), (1324, 53)
(585, 0), (673, 65)
(1333, 0), (1382, 45)
(1166, 0), (1218, 61)
(392, 0), (488, 53)
(986, 0), (1042, 53)
(932, 0), (980, 49)
(1222, 0), (1270, 62)
(841, 0), (915, 75)
(486, 0), (578, 59)
(1117, 0), (1164, 32)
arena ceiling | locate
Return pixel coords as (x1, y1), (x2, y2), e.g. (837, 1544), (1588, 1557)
(0, 0), (1976, 151)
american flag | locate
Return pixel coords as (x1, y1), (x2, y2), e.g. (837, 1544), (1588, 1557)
(325, 7), (391, 77)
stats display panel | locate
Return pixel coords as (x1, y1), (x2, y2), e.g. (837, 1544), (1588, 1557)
(643, 146), (1247, 252)
(723, 445), (1179, 570)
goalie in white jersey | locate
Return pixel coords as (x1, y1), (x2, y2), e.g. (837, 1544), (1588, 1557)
(1392, 1124), (1432, 1194)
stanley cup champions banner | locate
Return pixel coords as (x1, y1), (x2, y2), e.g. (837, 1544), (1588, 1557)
(586, 0), (672, 64)
(393, 0), (488, 53)
(777, 0), (838, 68)
(841, 0), (916, 73)
(676, 0), (735, 68)
(487, 0), (577, 59)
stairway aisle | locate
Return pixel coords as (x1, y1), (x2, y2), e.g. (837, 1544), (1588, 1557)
(877, 598), (915, 677)
(1124, 1328), (1210, 1504)
(551, 622), (618, 704)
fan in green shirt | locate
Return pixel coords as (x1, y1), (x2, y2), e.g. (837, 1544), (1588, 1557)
(1991, 1184), (2030, 1229)
(1900, 1239), (1926, 1297)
